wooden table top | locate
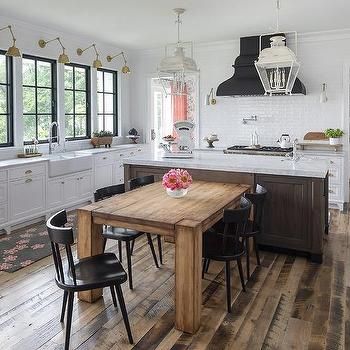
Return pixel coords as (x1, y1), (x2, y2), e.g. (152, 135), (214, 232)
(80, 181), (251, 234)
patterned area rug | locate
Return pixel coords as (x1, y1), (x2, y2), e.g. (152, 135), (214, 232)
(0, 211), (76, 272)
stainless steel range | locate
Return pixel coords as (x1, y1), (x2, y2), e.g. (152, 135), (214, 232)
(224, 145), (293, 156)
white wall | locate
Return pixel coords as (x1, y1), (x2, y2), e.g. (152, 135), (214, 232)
(0, 15), (132, 159)
(129, 30), (350, 149)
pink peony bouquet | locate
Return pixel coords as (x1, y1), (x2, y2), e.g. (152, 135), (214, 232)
(162, 168), (193, 191)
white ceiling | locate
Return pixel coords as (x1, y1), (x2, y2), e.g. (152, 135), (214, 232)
(0, 0), (348, 49)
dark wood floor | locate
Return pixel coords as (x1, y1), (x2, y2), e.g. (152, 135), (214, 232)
(0, 209), (349, 350)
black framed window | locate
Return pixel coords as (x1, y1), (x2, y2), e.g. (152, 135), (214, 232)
(64, 63), (91, 140)
(97, 68), (118, 135)
(0, 50), (13, 147)
(22, 55), (56, 143)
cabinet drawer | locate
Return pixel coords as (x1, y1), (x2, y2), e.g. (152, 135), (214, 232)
(328, 167), (341, 184)
(94, 153), (115, 166)
(329, 184), (342, 200)
(0, 182), (8, 204)
(0, 170), (7, 181)
(9, 164), (46, 180)
(0, 204), (7, 224)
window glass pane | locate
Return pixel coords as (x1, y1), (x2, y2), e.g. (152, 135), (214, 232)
(23, 87), (36, 114)
(0, 55), (6, 84)
(37, 115), (51, 140)
(37, 61), (51, 87)
(37, 88), (52, 113)
(104, 94), (114, 113)
(23, 115), (36, 141)
(23, 58), (35, 86)
(104, 72), (114, 93)
(65, 90), (73, 114)
(97, 115), (104, 130)
(104, 115), (114, 133)
(64, 65), (73, 89)
(97, 71), (103, 91)
(75, 67), (86, 90)
(65, 114), (74, 138)
(75, 114), (87, 137)
(0, 115), (7, 143)
(98, 93), (103, 113)
(75, 91), (86, 114)
(0, 85), (7, 113)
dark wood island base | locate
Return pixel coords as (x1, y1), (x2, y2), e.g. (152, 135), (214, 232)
(124, 164), (328, 263)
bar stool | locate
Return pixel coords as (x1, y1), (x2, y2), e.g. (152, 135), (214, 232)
(243, 184), (267, 280)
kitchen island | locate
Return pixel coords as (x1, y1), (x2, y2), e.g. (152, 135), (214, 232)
(123, 151), (329, 263)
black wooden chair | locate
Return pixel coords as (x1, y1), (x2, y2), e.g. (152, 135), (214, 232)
(128, 175), (163, 265)
(243, 184), (267, 280)
(202, 197), (251, 312)
(46, 210), (133, 350)
(94, 183), (160, 290)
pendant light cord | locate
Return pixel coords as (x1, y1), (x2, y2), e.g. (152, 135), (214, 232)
(276, 0), (280, 32)
(176, 12), (181, 44)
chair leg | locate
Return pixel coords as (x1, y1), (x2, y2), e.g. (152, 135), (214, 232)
(246, 237), (250, 280)
(202, 258), (207, 279)
(64, 292), (74, 350)
(125, 241), (133, 290)
(146, 233), (159, 268)
(103, 237), (107, 252)
(225, 261), (232, 313)
(110, 286), (118, 308)
(237, 258), (246, 292)
(205, 258), (211, 273)
(157, 235), (163, 265)
(118, 240), (123, 262)
(115, 284), (134, 344)
(130, 239), (135, 255)
(60, 291), (68, 323)
(253, 236), (261, 266)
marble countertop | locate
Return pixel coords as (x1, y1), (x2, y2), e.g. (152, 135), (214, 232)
(123, 151), (329, 178)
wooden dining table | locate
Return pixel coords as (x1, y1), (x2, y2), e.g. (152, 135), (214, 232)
(77, 180), (251, 334)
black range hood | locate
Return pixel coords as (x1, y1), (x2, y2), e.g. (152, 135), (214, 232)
(216, 35), (306, 97)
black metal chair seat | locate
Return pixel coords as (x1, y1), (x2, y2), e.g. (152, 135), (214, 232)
(56, 253), (127, 291)
(203, 231), (245, 261)
(102, 227), (143, 241)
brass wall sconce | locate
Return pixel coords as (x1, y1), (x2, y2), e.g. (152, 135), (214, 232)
(106, 51), (130, 74)
(0, 25), (21, 57)
(38, 37), (69, 64)
(77, 44), (102, 68)
(204, 88), (217, 106)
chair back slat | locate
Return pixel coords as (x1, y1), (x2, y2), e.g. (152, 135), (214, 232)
(129, 175), (155, 190)
(245, 184), (267, 231)
(46, 210), (75, 285)
(66, 245), (77, 285)
(94, 184), (125, 202)
(222, 197), (251, 253)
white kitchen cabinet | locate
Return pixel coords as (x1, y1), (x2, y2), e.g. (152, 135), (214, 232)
(10, 176), (46, 221)
(63, 176), (80, 203)
(47, 178), (65, 208)
(95, 164), (114, 189)
(0, 204), (7, 225)
(79, 172), (93, 198)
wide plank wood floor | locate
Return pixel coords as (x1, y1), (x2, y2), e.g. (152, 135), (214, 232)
(0, 209), (349, 350)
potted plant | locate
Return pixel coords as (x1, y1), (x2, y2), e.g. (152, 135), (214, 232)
(91, 130), (113, 148)
(324, 128), (344, 145)
(162, 168), (192, 198)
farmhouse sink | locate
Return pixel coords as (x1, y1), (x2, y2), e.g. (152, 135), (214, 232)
(48, 152), (93, 177)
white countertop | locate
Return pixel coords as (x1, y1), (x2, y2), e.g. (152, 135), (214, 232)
(123, 151), (330, 178)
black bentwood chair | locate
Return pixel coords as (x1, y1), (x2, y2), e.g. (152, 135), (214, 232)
(94, 183), (160, 290)
(202, 197), (252, 312)
(128, 175), (163, 265)
(243, 184), (267, 280)
(46, 210), (133, 350)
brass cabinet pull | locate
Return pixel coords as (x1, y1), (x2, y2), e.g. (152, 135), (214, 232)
(61, 181), (65, 184)
(130, 152), (134, 155)
(25, 170), (32, 174)
(329, 189), (334, 193)
(329, 172), (334, 177)
(25, 178), (32, 183)
(330, 160), (334, 164)
(120, 153), (124, 157)
(103, 156), (107, 160)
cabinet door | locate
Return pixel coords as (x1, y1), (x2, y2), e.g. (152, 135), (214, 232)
(95, 164), (114, 190)
(63, 176), (79, 203)
(79, 173), (92, 198)
(47, 178), (64, 209)
(10, 176), (45, 221)
(0, 204), (7, 224)
(113, 161), (124, 184)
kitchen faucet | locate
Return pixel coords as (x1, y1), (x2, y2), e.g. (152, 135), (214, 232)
(49, 121), (60, 154)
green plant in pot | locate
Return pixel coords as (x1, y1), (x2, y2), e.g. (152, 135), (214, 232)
(91, 130), (113, 148)
(324, 128), (344, 145)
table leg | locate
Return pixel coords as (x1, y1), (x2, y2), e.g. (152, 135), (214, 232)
(175, 219), (202, 334)
(77, 208), (104, 302)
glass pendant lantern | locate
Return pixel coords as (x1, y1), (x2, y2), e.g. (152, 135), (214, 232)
(254, 0), (300, 95)
(158, 8), (198, 96)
